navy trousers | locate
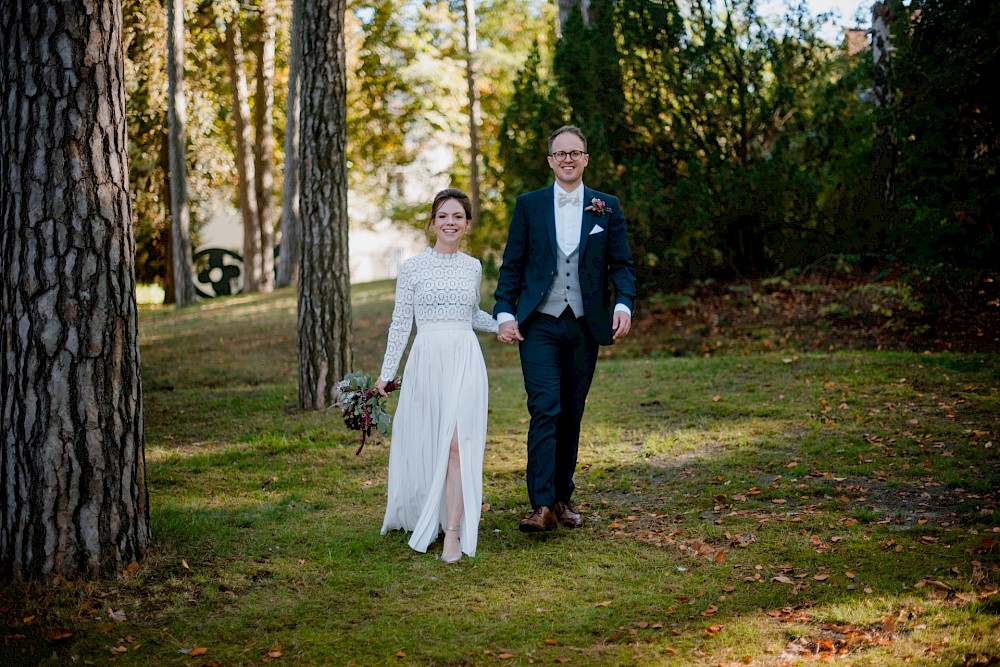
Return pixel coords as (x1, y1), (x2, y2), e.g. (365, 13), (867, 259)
(518, 309), (599, 509)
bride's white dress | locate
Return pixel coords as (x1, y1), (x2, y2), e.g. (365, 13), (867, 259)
(378, 248), (498, 557)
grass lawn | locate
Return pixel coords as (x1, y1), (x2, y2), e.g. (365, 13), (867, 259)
(2, 280), (998, 666)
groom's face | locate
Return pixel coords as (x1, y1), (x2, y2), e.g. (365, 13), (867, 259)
(547, 132), (589, 191)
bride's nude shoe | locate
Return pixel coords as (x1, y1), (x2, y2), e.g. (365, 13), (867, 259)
(441, 526), (462, 563)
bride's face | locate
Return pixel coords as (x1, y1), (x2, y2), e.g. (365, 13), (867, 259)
(432, 199), (469, 245)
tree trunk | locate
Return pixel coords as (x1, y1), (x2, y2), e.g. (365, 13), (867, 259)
(871, 1), (896, 210)
(1, 0), (150, 579)
(167, 0), (198, 305)
(557, 0), (590, 34)
(225, 14), (263, 293)
(253, 0), (276, 292)
(464, 0), (482, 223)
(275, 0), (302, 288)
(298, 0), (351, 410)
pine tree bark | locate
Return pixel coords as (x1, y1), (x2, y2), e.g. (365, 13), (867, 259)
(275, 0), (302, 288)
(253, 0), (276, 292)
(464, 0), (482, 224)
(1, 0), (150, 579)
(167, 0), (198, 305)
(225, 14), (263, 293)
(298, 0), (351, 410)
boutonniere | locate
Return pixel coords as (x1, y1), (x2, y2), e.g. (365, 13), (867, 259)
(584, 198), (609, 216)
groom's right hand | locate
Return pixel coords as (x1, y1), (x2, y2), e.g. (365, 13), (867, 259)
(497, 320), (523, 345)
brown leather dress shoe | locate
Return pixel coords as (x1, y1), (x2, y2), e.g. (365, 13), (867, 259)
(519, 506), (558, 533)
(553, 500), (583, 528)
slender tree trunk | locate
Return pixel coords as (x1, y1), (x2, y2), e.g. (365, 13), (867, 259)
(225, 14), (262, 293)
(161, 127), (176, 304)
(1, 0), (150, 579)
(463, 0), (482, 223)
(253, 0), (276, 292)
(167, 0), (197, 305)
(298, 0), (351, 410)
(871, 1), (896, 210)
(557, 0), (590, 34)
(275, 0), (302, 288)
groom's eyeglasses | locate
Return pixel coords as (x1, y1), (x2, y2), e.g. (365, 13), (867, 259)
(549, 150), (586, 162)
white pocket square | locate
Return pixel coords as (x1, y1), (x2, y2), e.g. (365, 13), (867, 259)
(589, 224), (604, 235)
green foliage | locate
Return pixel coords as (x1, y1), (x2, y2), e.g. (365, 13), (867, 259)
(499, 0), (878, 288)
(890, 0), (1000, 269)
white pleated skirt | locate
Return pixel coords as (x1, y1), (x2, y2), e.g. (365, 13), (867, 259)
(380, 322), (489, 557)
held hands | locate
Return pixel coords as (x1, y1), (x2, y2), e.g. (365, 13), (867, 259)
(374, 379), (389, 397)
(612, 311), (632, 341)
(496, 320), (523, 345)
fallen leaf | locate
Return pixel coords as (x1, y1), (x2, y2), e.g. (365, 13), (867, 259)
(47, 628), (73, 642)
(712, 395), (721, 402)
(594, 600), (612, 607)
(705, 624), (723, 636)
(22, 615), (35, 624)
(555, 658), (570, 664)
(396, 650), (406, 658)
(181, 559), (190, 570)
(814, 573), (831, 581)
(109, 646), (128, 655)
(498, 653), (513, 659)
(771, 575), (794, 584)
(608, 522), (623, 530)
(772, 498), (787, 504)
(544, 638), (557, 645)
(190, 647), (208, 657)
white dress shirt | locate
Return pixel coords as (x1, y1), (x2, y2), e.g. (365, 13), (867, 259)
(553, 183), (583, 256)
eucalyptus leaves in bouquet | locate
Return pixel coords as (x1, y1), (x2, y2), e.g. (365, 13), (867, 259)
(337, 371), (399, 454)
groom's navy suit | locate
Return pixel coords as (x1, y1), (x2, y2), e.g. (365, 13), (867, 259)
(494, 184), (637, 509)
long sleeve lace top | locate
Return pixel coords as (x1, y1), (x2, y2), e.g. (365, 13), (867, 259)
(379, 249), (499, 382)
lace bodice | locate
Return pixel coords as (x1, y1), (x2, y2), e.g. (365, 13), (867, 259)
(379, 249), (498, 382)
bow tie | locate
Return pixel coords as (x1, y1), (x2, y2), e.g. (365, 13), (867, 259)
(557, 192), (578, 207)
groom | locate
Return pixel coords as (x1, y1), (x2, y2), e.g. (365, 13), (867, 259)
(495, 125), (638, 532)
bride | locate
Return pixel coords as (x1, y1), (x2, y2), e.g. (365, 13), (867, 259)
(375, 189), (498, 563)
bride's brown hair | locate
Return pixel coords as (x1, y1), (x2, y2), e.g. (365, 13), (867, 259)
(430, 188), (473, 227)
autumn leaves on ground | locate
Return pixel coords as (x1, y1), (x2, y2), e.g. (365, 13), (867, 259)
(2, 273), (999, 666)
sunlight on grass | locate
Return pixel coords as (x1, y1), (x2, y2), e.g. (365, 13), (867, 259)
(4, 281), (997, 666)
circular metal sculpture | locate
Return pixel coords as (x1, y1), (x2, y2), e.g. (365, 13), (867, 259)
(192, 248), (243, 298)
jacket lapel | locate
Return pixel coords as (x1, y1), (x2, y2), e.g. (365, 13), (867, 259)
(578, 186), (595, 258)
(542, 185), (558, 263)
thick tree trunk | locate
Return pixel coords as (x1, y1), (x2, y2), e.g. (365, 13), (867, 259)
(225, 14), (263, 293)
(167, 0), (198, 305)
(298, 0), (351, 410)
(253, 0), (276, 292)
(1, 0), (150, 579)
(275, 0), (302, 288)
(464, 0), (482, 223)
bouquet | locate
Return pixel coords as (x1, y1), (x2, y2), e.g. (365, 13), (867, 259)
(337, 371), (399, 455)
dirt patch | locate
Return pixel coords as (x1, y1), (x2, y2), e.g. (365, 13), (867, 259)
(632, 269), (1000, 355)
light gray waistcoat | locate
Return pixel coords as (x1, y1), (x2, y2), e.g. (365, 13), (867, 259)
(537, 246), (584, 318)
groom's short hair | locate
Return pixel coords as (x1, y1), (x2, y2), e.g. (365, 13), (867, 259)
(548, 125), (588, 154)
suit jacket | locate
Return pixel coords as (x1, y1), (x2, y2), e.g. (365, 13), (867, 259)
(494, 184), (637, 346)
